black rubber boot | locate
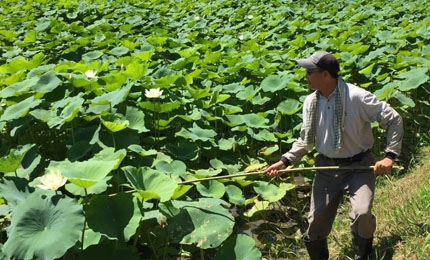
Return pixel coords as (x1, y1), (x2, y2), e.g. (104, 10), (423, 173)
(303, 237), (329, 260)
(352, 232), (373, 260)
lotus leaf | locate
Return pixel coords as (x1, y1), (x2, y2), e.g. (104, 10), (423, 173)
(122, 166), (177, 202)
(0, 96), (42, 122)
(175, 123), (217, 141)
(48, 158), (118, 189)
(155, 160), (187, 175)
(396, 68), (429, 91)
(253, 181), (286, 202)
(0, 144), (35, 173)
(168, 199), (234, 249)
(215, 234), (262, 260)
(100, 113), (130, 132)
(0, 177), (34, 209)
(196, 180), (225, 198)
(3, 190), (84, 260)
(85, 193), (141, 242)
(225, 185), (246, 205)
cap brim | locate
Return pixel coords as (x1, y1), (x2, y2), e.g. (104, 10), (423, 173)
(295, 58), (319, 69)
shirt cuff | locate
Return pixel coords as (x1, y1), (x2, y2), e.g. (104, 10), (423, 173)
(281, 156), (290, 167)
(384, 152), (397, 160)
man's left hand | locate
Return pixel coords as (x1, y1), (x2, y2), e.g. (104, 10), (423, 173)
(373, 157), (394, 174)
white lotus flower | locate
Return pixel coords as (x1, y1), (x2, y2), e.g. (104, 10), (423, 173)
(194, 16), (200, 21)
(238, 35), (244, 41)
(85, 70), (98, 80)
(247, 15), (254, 20)
(36, 169), (68, 191)
(145, 88), (163, 98)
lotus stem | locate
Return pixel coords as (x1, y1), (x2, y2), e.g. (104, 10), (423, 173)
(178, 165), (404, 184)
(81, 188), (88, 251)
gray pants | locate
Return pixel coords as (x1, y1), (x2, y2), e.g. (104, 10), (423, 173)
(306, 151), (376, 241)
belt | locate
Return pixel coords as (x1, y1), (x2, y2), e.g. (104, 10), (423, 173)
(321, 150), (371, 164)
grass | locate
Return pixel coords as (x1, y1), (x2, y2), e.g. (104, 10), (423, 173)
(329, 147), (430, 260)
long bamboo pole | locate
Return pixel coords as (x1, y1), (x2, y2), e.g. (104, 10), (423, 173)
(178, 165), (404, 184)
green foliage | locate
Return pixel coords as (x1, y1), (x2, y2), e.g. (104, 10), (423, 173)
(0, 0), (428, 258)
(0, 187), (83, 260)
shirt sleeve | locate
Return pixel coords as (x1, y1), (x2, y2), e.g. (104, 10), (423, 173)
(282, 96), (314, 164)
(362, 93), (404, 157)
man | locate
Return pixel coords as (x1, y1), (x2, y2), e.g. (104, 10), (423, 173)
(264, 51), (403, 260)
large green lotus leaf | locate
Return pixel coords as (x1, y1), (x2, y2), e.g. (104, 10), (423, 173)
(251, 93), (271, 105)
(47, 95), (85, 128)
(0, 54), (41, 74)
(236, 85), (258, 100)
(396, 68), (429, 91)
(30, 108), (56, 123)
(171, 185), (193, 200)
(35, 18), (51, 31)
(166, 142), (199, 160)
(260, 74), (289, 93)
(225, 185), (246, 205)
(259, 145), (279, 156)
(111, 46), (129, 56)
(196, 180), (225, 199)
(125, 106), (150, 133)
(0, 177), (34, 209)
(175, 123), (217, 141)
(394, 92), (415, 108)
(0, 244), (8, 260)
(0, 144), (35, 172)
(32, 71), (61, 94)
(277, 98), (301, 115)
(66, 140), (93, 161)
(48, 158), (118, 189)
(0, 96), (42, 122)
(374, 82), (397, 100)
(127, 144), (158, 157)
(58, 95), (84, 122)
(12, 148), (41, 179)
(0, 77), (38, 98)
(220, 103), (243, 114)
(250, 129), (278, 142)
(186, 86), (212, 100)
(100, 113), (130, 132)
(91, 147), (126, 170)
(219, 82), (244, 94)
(90, 82), (132, 109)
(168, 198), (235, 249)
(80, 228), (102, 250)
(253, 181), (286, 202)
(215, 234), (262, 260)
(178, 108), (202, 122)
(3, 191), (84, 260)
(122, 166), (177, 202)
(82, 50), (103, 61)
(139, 100), (181, 113)
(155, 160), (187, 175)
(124, 60), (147, 79)
(65, 176), (112, 196)
(193, 168), (222, 177)
(244, 200), (270, 217)
(209, 158), (226, 170)
(217, 138), (235, 151)
(85, 193), (141, 242)
(225, 114), (269, 128)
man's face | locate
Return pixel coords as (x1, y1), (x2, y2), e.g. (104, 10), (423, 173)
(305, 69), (325, 90)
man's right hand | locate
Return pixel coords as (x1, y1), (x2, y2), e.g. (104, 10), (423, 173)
(264, 160), (287, 177)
